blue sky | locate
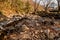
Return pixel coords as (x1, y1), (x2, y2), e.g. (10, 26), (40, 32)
(33, 0), (58, 8)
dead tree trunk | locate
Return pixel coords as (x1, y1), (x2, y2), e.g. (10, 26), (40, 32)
(34, 0), (37, 13)
(58, 1), (60, 13)
(33, 0), (40, 14)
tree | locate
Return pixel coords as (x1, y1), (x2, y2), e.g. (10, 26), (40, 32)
(57, 0), (60, 11)
(34, 0), (40, 13)
(44, 0), (52, 13)
(33, 0), (58, 13)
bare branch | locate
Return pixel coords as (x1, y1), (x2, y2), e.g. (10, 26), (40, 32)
(44, 0), (52, 13)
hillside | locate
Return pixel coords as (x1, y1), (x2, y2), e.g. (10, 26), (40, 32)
(0, 0), (60, 40)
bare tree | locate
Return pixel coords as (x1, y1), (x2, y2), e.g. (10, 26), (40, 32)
(44, 0), (52, 13)
(34, 0), (41, 13)
(36, 0), (41, 11)
(33, 0), (52, 13)
(57, 0), (60, 11)
(35, 0), (58, 13)
(34, 0), (37, 13)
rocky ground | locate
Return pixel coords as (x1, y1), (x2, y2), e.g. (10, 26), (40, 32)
(0, 13), (60, 40)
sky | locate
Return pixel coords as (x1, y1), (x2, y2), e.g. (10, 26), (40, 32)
(33, 0), (58, 8)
